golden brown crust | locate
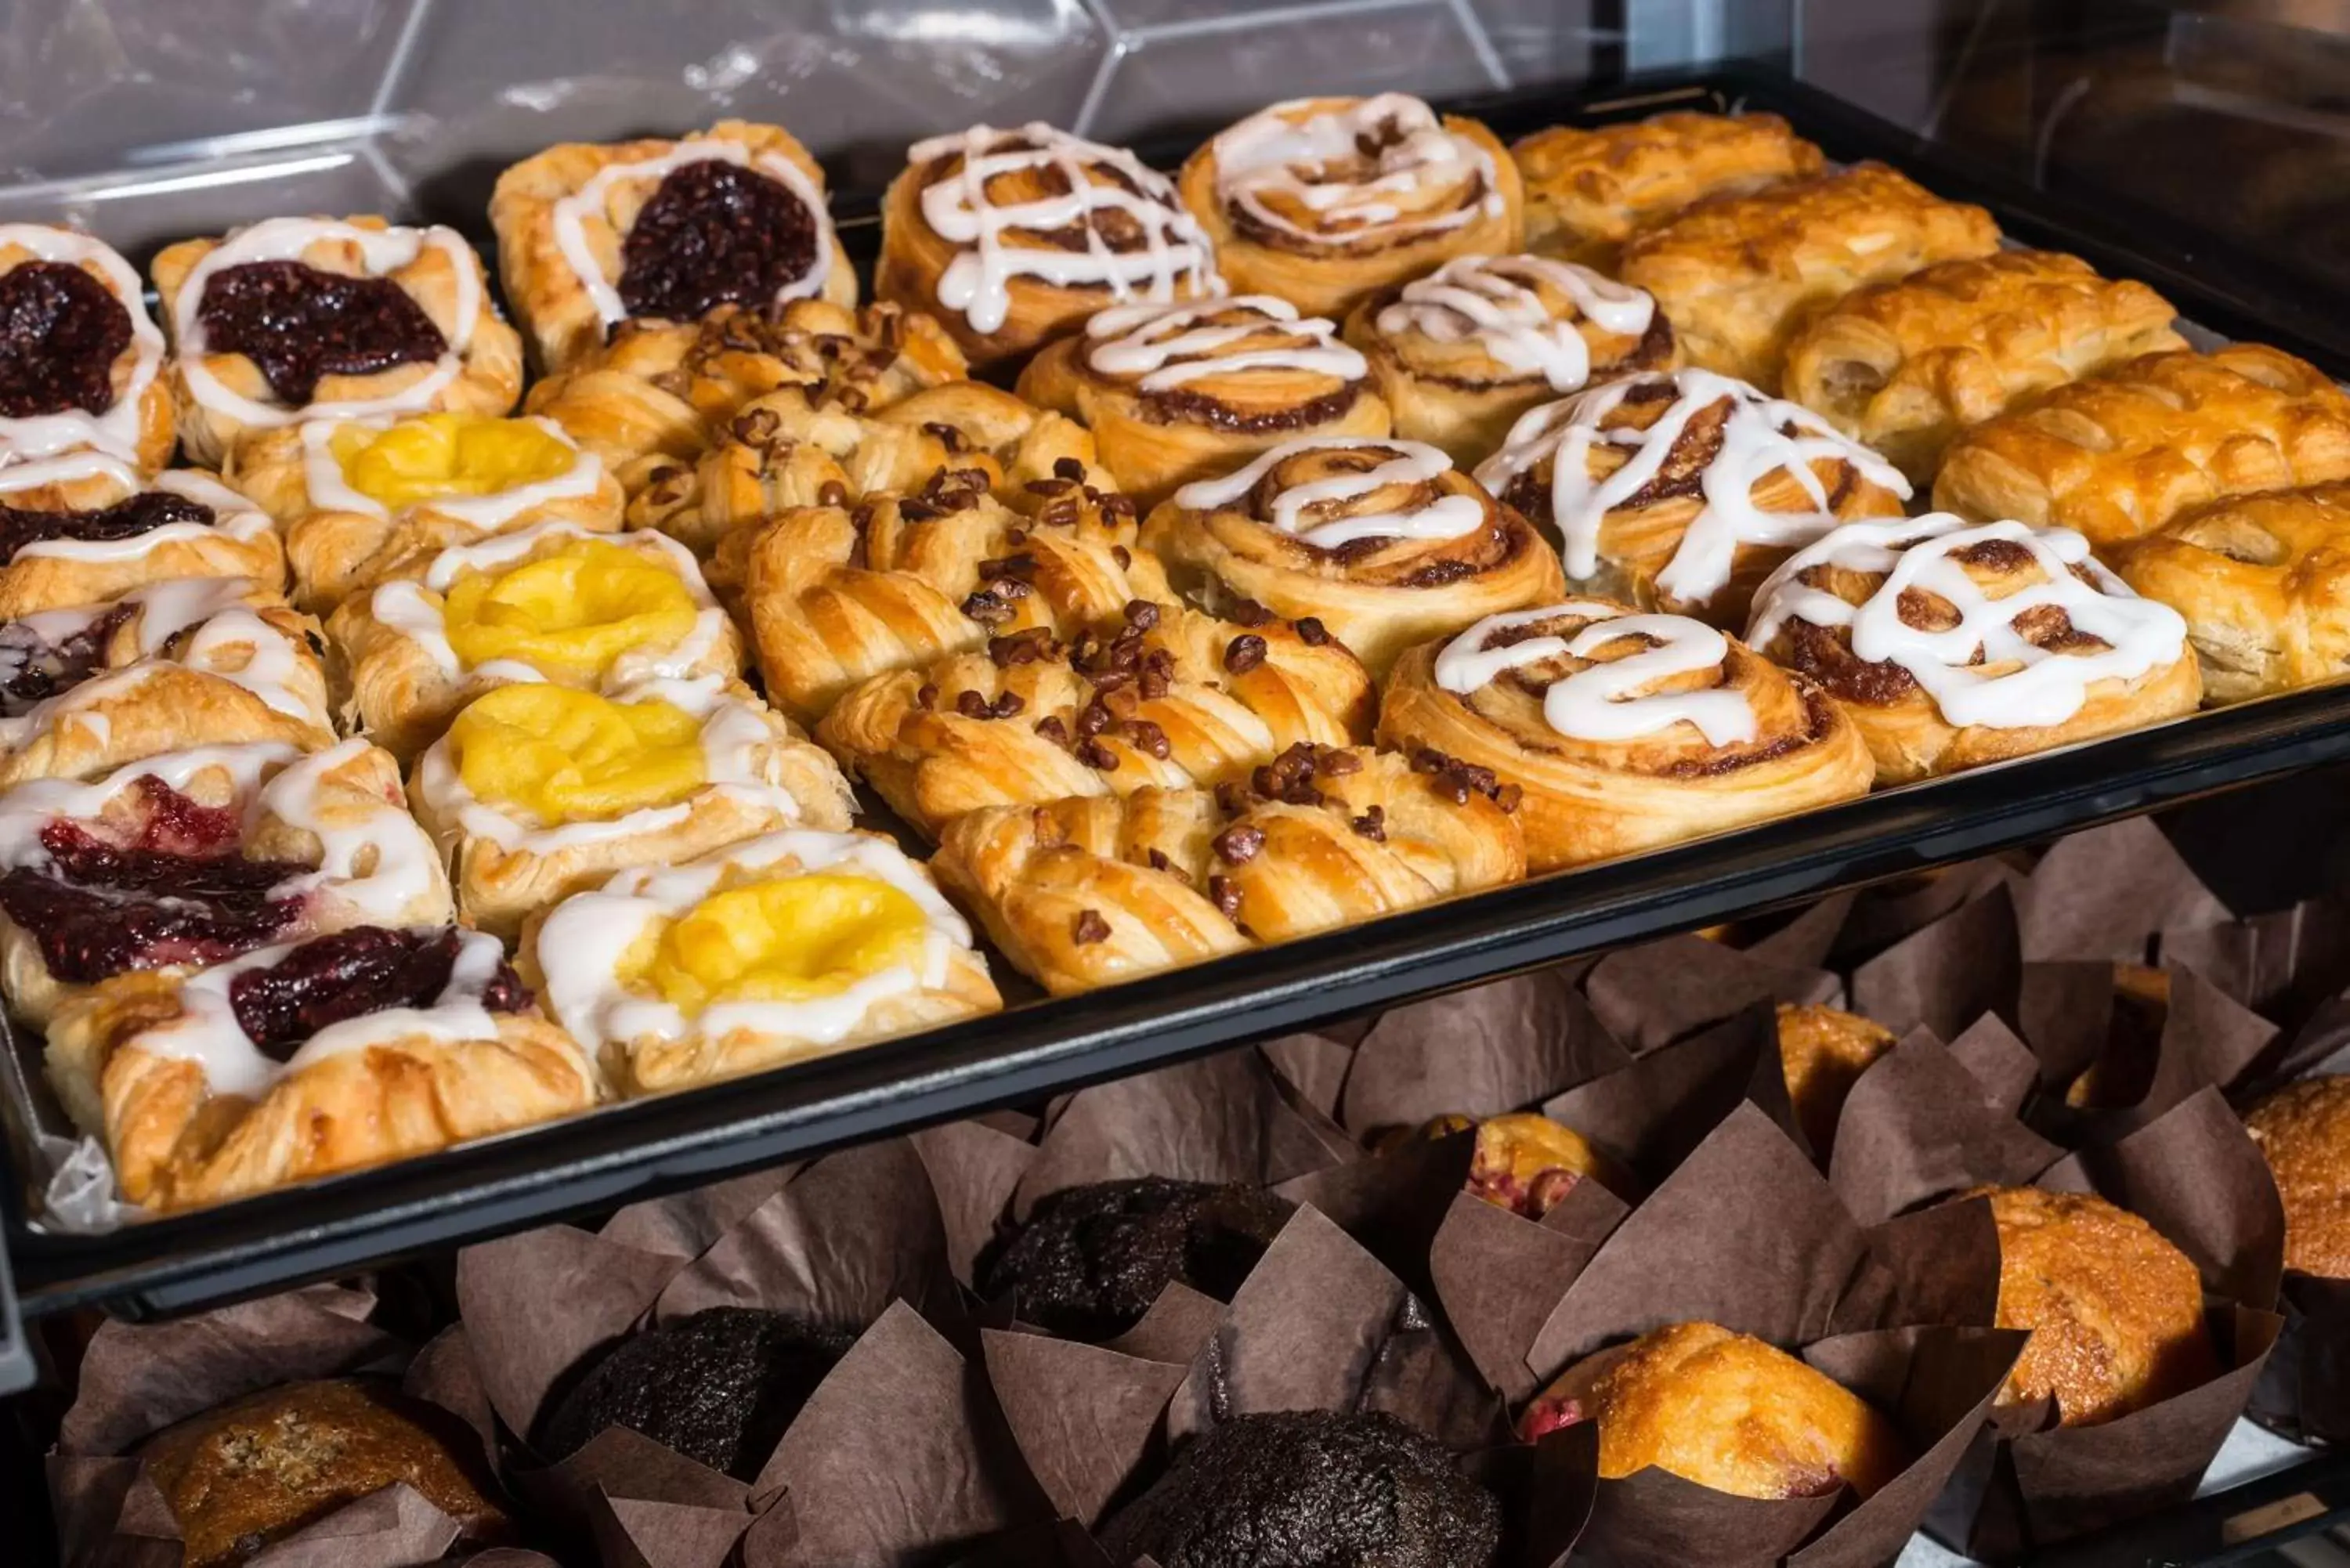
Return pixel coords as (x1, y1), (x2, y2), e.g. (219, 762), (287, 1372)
(0, 229), (175, 472)
(1775, 1003), (1897, 1154)
(1466, 1111), (1625, 1218)
(0, 466), (284, 620)
(2244, 1077), (2350, 1279)
(1511, 111), (1825, 271)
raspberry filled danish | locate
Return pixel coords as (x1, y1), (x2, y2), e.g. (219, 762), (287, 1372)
(0, 455), (282, 620)
(0, 224), (173, 471)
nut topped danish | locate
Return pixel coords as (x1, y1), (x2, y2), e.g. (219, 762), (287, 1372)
(0, 224), (173, 471)
(490, 120), (855, 373)
(1511, 110), (1825, 270)
(0, 455), (282, 620)
(1745, 512), (2199, 782)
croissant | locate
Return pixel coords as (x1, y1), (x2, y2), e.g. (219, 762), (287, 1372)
(1510, 110), (1824, 271)
(0, 455), (284, 620)
(0, 223), (174, 471)
(931, 743), (1524, 995)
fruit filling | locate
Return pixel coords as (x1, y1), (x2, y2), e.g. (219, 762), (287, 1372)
(630, 873), (927, 1012)
(618, 160), (819, 325)
(449, 685), (708, 822)
(0, 261), (132, 417)
(329, 413), (577, 510)
(226, 925), (528, 1060)
(197, 259), (446, 405)
(0, 491), (212, 562)
(0, 602), (132, 717)
(440, 541), (699, 681)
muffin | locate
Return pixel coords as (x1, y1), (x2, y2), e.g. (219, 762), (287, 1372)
(2063, 964), (2172, 1110)
(1455, 1111), (1622, 1219)
(1517, 1321), (1907, 1500)
(2244, 1077), (2350, 1279)
(537, 1306), (855, 1479)
(139, 1378), (509, 1568)
(1979, 1187), (2218, 1425)
(979, 1176), (1295, 1339)
(1776, 1003), (1898, 1154)
(1100, 1409), (1499, 1568)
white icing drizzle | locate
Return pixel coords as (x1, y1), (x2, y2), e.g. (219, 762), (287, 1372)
(0, 742), (297, 867)
(1745, 511), (2188, 730)
(1435, 602), (1758, 746)
(1474, 368), (1912, 607)
(906, 122), (1219, 336)
(1173, 435), (1486, 550)
(0, 453), (274, 565)
(551, 138), (837, 328)
(536, 828), (977, 1057)
(173, 217), (484, 429)
(1083, 294), (1365, 390)
(1373, 255), (1654, 390)
(0, 226), (166, 467)
(297, 414), (604, 525)
(1210, 94), (1504, 246)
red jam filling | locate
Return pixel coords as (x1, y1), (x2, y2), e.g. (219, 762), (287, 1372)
(0, 602), (132, 717)
(0, 491), (212, 562)
(196, 259), (447, 405)
(227, 925), (529, 1060)
(618, 160), (819, 325)
(0, 261), (132, 418)
(1520, 1396), (1585, 1441)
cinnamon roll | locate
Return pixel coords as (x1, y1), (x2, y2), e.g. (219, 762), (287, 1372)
(1017, 295), (1392, 509)
(0, 456), (283, 620)
(1473, 367), (1911, 629)
(1179, 94), (1523, 319)
(878, 123), (1220, 370)
(1510, 111), (1825, 271)
(1745, 512), (2200, 782)
(1139, 435), (1566, 678)
(1341, 254), (1674, 465)
(490, 121), (855, 373)
(0, 224), (174, 471)
(1379, 599), (1871, 872)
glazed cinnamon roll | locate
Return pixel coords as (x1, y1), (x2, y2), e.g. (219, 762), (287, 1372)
(1340, 254), (1675, 464)
(0, 455), (282, 620)
(1473, 368), (1911, 630)
(1017, 295), (1392, 509)
(879, 123), (1220, 370)
(1379, 600), (1871, 872)
(0, 225), (174, 471)
(1745, 512), (2200, 782)
(1179, 95), (1524, 320)
(1511, 111), (1824, 271)
(1139, 435), (1565, 678)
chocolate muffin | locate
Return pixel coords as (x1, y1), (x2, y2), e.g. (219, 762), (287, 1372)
(1099, 1409), (1500, 1568)
(1776, 1003), (1897, 1154)
(980, 1176), (1294, 1339)
(139, 1378), (509, 1568)
(537, 1306), (855, 1479)
(2245, 1076), (2350, 1279)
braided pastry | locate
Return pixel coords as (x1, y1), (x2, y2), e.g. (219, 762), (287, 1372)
(0, 456), (284, 620)
(0, 224), (174, 471)
(1510, 111), (1824, 271)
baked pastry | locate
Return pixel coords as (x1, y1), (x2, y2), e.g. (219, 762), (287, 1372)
(1511, 110), (1825, 271)
(1618, 163), (2001, 392)
(0, 580), (334, 789)
(1140, 435), (1567, 678)
(930, 742), (1524, 994)
(0, 453), (282, 619)
(978, 1176), (1296, 1339)
(490, 121), (856, 373)
(1462, 1111), (1621, 1219)
(1341, 254), (1673, 465)
(817, 602), (1376, 840)
(1781, 250), (2186, 486)
(1978, 1186), (2218, 1425)
(537, 1307), (855, 1476)
(1517, 1321), (1907, 1499)
(1377, 598), (1871, 873)
(0, 737), (448, 1029)
(229, 410), (625, 612)
(1101, 1410), (1499, 1568)
(410, 677), (854, 940)
(526, 826), (1000, 1097)
(1776, 1003), (1898, 1154)
(140, 1378), (508, 1568)
(1933, 345), (2350, 550)
(2243, 1077), (2350, 1279)
(2113, 486), (2350, 703)
(330, 522), (741, 759)
(0, 224), (173, 471)
(1745, 512), (2200, 782)
(153, 216), (523, 465)
(877, 122), (1219, 370)
(2059, 963), (2173, 1111)
(724, 468), (1169, 723)
(1018, 294), (1392, 508)
(1178, 95), (1523, 320)
(46, 923), (596, 1210)
(522, 298), (967, 496)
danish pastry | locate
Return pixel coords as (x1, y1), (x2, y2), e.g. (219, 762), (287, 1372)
(1618, 163), (2001, 392)
(0, 223), (173, 471)
(1781, 250), (2185, 485)
(1340, 254), (1673, 465)
(0, 737), (449, 1028)
(816, 601), (1376, 840)
(153, 216), (523, 465)
(1179, 95), (1523, 320)
(410, 677), (854, 939)
(1745, 511), (2200, 782)
(878, 122), (1219, 370)
(1018, 294), (1392, 508)
(230, 410), (624, 612)
(45, 923), (595, 1211)
(1378, 599), (1872, 873)
(0, 453), (282, 619)
(330, 522), (741, 759)
(526, 828), (1000, 1096)
(930, 743), (1524, 995)
(1473, 367), (1911, 629)
(1511, 110), (1825, 270)
(490, 121), (855, 373)
(1934, 345), (2350, 550)
(1140, 435), (1567, 677)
